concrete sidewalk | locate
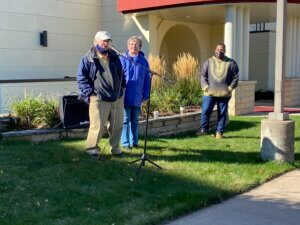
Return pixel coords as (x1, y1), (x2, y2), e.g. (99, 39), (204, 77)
(166, 169), (300, 225)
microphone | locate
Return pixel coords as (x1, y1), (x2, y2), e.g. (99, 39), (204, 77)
(110, 46), (122, 56)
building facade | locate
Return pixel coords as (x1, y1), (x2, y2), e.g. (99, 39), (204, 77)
(1, 0), (300, 114)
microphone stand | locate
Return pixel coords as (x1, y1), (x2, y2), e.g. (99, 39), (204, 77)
(110, 46), (174, 175)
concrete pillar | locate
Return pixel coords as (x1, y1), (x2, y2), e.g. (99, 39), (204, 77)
(271, 0), (287, 118)
(261, 0), (294, 163)
(235, 7), (243, 79)
(234, 7), (244, 80)
(285, 16), (292, 78)
(148, 14), (158, 55)
(131, 14), (159, 55)
(131, 14), (150, 54)
(242, 7), (250, 81)
(296, 17), (300, 77)
(224, 5), (236, 58)
(292, 17), (297, 77)
(261, 120), (294, 162)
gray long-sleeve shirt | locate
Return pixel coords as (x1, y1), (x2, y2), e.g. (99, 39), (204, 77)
(200, 56), (239, 97)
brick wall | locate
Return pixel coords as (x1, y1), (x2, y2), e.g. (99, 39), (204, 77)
(229, 81), (257, 115)
(284, 78), (300, 107)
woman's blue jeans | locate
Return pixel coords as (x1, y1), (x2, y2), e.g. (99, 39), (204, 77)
(200, 96), (230, 134)
(121, 106), (141, 147)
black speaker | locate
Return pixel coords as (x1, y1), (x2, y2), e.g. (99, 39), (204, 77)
(40, 30), (48, 47)
(59, 95), (89, 129)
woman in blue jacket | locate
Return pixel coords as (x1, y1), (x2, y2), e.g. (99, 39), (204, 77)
(120, 36), (151, 150)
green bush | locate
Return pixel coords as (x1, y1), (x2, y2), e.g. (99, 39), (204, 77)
(150, 88), (182, 114)
(10, 92), (60, 129)
(174, 78), (203, 107)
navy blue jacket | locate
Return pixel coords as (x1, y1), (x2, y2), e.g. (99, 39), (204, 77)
(77, 47), (126, 103)
(120, 51), (151, 107)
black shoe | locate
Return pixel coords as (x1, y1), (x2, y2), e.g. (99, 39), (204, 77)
(133, 144), (139, 148)
(196, 129), (208, 136)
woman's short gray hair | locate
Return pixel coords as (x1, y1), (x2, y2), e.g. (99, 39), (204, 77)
(127, 36), (142, 48)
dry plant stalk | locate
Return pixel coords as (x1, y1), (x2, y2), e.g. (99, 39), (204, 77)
(148, 54), (166, 90)
(172, 52), (199, 81)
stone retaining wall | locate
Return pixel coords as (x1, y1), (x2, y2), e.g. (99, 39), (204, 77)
(0, 110), (219, 142)
(139, 110), (218, 137)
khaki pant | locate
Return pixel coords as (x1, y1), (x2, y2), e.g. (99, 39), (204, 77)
(86, 95), (124, 154)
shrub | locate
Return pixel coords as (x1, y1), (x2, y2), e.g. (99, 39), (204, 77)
(150, 88), (182, 114)
(9, 91), (60, 129)
(35, 96), (60, 128)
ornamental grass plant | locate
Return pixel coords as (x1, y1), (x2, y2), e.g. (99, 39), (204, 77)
(172, 52), (203, 107)
(146, 53), (203, 116)
(9, 90), (60, 129)
(148, 54), (167, 91)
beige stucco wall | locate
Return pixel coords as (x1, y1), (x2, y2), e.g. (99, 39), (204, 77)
(0, 0), (101, 80)
(0, 81), (78, 113)
(100, 1), (149, 53)
(156, 20), (212, 66)
(211, 24), (224, 55)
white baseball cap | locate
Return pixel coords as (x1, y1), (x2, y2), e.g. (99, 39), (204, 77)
(94, 31), (111, 41)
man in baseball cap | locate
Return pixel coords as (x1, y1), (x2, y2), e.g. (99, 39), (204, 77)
(77, 31), (126, 158)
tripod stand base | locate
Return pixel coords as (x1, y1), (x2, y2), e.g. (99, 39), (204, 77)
(130, 153), (162, 175)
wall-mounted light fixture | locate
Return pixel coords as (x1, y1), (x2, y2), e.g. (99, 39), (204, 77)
(40, 30), (48, 47)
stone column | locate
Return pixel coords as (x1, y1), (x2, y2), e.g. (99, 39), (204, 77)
(131, 14), (159, 55)
(285, 16), (292, 78)
(292, 17), (297, 77)
(235, 7), (243, 79)
(224, 5), (236, 58)
(148, 14), (158, 55)
(298, 17), (300, 77)
(261, 0), (295, 163)
(242, 7), (250, 81)
(226, 5), (254, 115)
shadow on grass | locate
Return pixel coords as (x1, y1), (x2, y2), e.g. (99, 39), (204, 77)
(130, 146), (262, 164)
(226, 120), (260, 132)
(0, 140), (239, 225)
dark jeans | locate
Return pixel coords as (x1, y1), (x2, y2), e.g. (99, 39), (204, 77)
(200, 96), (230, 134)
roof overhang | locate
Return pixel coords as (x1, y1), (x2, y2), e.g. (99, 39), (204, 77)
(117, 0), (300, 13)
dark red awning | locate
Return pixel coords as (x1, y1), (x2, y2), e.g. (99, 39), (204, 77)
(117, 0), (300, 13)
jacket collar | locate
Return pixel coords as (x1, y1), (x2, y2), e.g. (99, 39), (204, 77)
(85, 46), (118, 62)
(124, 50), (145, 58)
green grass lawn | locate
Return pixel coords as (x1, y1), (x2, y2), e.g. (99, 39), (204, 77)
(0, 116), (299, 225)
